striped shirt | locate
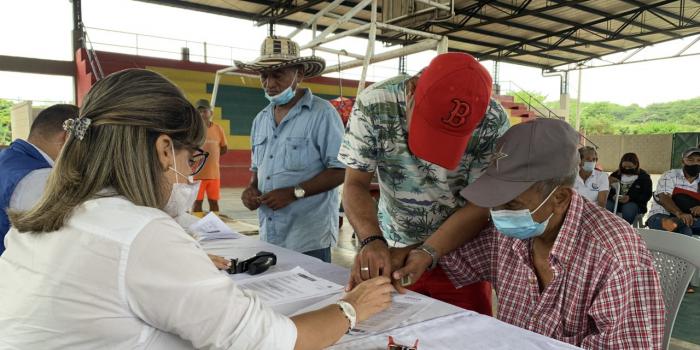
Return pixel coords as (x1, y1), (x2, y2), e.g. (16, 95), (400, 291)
(441, 193), (665, 349)
(648, 168), (700, 216)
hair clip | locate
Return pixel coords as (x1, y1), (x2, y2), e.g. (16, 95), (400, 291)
(63, 117), (92, 140)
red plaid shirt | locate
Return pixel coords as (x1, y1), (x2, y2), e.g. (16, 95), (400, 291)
(441, 193), (665, 349)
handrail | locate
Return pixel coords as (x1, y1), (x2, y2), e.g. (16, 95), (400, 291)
(85, 26), (257, 53)
(82, 26), (419, 77)
(84, 30), (104, 80)
(501, 80), (563, 120)
(499, 80), (599, 149)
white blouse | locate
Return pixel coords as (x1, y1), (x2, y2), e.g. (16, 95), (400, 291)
(574, 169), (610, 203)
(0, 196), (297, 349)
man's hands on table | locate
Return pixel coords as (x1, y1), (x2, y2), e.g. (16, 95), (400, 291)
(346, 240), (430, 294)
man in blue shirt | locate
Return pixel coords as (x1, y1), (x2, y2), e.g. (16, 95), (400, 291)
(0, 104), (78, 251)
(237, 36), (345, 263)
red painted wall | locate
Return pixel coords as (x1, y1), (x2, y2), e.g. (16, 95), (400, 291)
(74, 49), (365, 187)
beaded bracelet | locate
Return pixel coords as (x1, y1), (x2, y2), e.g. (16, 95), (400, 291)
(359, 235), (388, 249)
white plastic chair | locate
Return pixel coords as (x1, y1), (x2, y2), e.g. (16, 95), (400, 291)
(637, 228), (700, 350)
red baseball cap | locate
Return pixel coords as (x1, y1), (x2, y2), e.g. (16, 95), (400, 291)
(408, 53), (492, 170)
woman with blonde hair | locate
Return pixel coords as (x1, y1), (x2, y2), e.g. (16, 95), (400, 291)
(0, 69), (392, 349)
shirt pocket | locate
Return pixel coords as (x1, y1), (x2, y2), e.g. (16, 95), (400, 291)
(252, 135), (268, 167)
(284, 137), (311, 171)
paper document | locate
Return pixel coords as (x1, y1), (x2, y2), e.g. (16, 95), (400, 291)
(189, 212), (239, 241)
(293, 292), (433, 335)
(236, 267), (343, 306)
(353, 293), (432, 334)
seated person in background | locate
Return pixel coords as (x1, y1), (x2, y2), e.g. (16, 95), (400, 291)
(573, 146), (609, 207)
(606, 152), (653, 224)
(0, 104), (77, 251)
(647, 147), (700, 237)
(419, 119), (664, 349)
(0, 69), (393, 350)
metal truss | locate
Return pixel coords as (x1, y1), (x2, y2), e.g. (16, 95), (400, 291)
(546, 34), (700, 72)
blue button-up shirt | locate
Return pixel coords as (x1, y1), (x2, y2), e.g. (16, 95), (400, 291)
(250, 88), (345, 252)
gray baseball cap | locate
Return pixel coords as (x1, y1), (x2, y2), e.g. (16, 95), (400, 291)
(460, 118), (580, 208)
(683, 147), (700, 158)
(195, 99), (212, 110)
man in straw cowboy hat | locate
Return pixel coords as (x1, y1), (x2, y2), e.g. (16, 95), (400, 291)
(238, 36), (345, 263)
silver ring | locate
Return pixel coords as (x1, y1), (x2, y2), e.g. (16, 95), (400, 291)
(360, 267), (369, 272)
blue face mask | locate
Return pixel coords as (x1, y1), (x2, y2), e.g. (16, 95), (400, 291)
(265, 71), (298, 106)
(489, 187), (558, 240)
(582, 161), (596, 173)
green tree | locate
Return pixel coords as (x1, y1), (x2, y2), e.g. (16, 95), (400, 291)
(512, 90), (548, 106)
(0, 99), (13, 145)
(535, 96), (700, 135)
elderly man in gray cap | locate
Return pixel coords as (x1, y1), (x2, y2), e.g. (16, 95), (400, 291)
(394, 119), (665, 349)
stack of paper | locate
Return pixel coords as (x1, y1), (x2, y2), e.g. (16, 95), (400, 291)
(292, 291), (433, 335)
(236, 267), (344, 306)
(189, 212), (240, 241)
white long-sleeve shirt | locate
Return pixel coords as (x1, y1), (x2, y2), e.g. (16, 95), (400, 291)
(0, 196), (297, 349)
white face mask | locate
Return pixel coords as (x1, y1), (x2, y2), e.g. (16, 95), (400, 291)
(163, 143), (200, 218)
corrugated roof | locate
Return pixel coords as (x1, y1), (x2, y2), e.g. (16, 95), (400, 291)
(138, 0), (700, 69)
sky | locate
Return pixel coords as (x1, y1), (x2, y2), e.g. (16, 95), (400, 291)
(0, 0), (698, 106)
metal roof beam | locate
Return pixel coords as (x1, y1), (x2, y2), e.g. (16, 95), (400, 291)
(427, 23), (574, 64)
(451, 49), (564, 69)
(619, 0), (700, 27)
(459, 0), (582, 30)
(549, 0), (682, 39)
(443, 24), (592, 58)
(452, 3), (628, 52)
(524, 23), (700, 56)
(481, 0), (677, 58)
(435, 1), (602, 57)
(136, 0), (267, 20)
(488, 0), (651, 46)
(256, 0), (327, 26)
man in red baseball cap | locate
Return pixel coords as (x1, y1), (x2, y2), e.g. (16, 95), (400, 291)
(340, 52), (508, 314)
(408, 52), (493, 169)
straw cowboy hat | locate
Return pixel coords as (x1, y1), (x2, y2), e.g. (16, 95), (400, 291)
(234, 36), (326, 78)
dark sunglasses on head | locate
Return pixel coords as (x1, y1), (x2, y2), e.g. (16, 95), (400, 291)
(188, 148), (209, 176)
(227, 251), (277, 275)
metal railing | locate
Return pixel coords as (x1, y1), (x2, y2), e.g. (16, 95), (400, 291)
(499, 80), (564, 120)
(83, 27), (421, 81)
(497, 80), (599, 148)
(84, 26), (259, 67)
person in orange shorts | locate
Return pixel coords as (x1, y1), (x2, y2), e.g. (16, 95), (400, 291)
(192, 99), (228, 217)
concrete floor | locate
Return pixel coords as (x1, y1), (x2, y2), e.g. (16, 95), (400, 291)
(215, 187), (699, 350)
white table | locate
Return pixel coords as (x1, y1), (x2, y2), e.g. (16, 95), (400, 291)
(202, 235), (580, 349)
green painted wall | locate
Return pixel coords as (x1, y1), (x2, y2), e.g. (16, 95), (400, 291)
(206, 83), (341, 136)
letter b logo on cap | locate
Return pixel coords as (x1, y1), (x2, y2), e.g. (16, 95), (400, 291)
(442, 98), (471, 128)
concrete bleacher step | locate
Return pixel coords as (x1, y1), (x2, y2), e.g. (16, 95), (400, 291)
(498, 95), (514, 103)
(494, 95), (538, 123)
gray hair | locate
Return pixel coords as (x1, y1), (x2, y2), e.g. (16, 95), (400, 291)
(578, 146), (597, 160)
(533, 167), (578, 197)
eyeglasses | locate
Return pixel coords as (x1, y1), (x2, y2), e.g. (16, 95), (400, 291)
(189, 148), (209, 176)
(227, 251), (277, 275)
(387, 336), (419, 350)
